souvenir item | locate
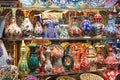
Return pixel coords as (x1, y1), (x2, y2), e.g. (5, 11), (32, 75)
(39, 45), (46, 74)
(20, 0), (35, 7)
(71, 0), (79, 8)
(21, 10), (33, 37)
(82, 17), (92, 38)
(102, 70), (120, 80)
(104, 0), (117, 8)
(87, 0), (105, 8)
(59, 24), (69, 39)
(92, 13), (104, 38)
(5, 9), (22, 38)
(0, 54), (18, 80)
(34, 14), (43, 38)
(43, 20), (59, 38)
(24, 76), (38, 80)
(104, 11), (118, 37)
(56, 76), (76, 80)
(50, 44), (65, 74)
(62, 45), (74, 72)
(80, 49), (90, 72)
(40, 0), (50, 7)
(70, 43), (83, 72)
(18, 40), (29, 75)
(105, 42), (119, 70)
(28, 44), (39, 74)
(69, 17), (82, 37)
(86, 45), (97, 71)
(50, 0), (70, 7)
(44, 47), (52, 73)
(80, 73), (104, 80)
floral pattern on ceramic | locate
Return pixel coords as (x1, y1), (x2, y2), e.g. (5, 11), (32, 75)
(24, 76), (38, 80)
(87, 0), (105, 8)
(82, 17), (92, 38)
(92, 13), (104, 37)
(59, 24), (69, 39)
(18, 40), (29, 75)
(21, 10), (33, 37)
(50, 45), (65, 74)
(34, 14), (43, 38)
(104, 12), (118, 37)
(50, 0), (70, 7)
(43, 20), (59, 38)
(20, 0), (35, 7)
(5, 9), (22, 38)
(104, 0), (117, 8)
(69, 17), (82, 37)
(44, 47), (52, 73)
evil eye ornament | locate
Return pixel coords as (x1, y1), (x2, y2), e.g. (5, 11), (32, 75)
(50, 0), (71, 7)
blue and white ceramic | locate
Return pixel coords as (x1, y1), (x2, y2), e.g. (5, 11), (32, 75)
(104, 12), (118, 37)
(50, 0), (71, 7)
(82, 17), (93, 38)
(43, 20), (59, 38)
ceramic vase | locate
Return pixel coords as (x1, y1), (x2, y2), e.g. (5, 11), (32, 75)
(18, 40), (29, 75)
(104, 11), (118, 37)
(105, 42), (119, 70)
(28, 44), (39, 74)
(59, 24), (69, 39)
(21, 10), (33, 38)
(34, 14), (43, 38)
(69, 17), (82, 37)
(43, 20), (59, 38)
(92, 13), (104, 38)
(82, 17), (92, 38)
(5, 9), (22, 38)
(51, 45), (65, 74)
(80, 49), (90, 71)
(44, 47), (52, 73)
(71, 0), (80, 8)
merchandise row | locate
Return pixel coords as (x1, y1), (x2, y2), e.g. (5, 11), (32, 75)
(17, 40), (120, 75)
(19, 0), (117, 8)
(4, 9), (120, 39)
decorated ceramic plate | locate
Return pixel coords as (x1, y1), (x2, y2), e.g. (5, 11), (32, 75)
(87, 0), (105, 8)
(80, 73), (104, 80)
(56, 76), (76, 80)
(50, 0), (71, 7)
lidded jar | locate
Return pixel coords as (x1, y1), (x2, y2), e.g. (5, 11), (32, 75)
(92, 12), (104, 38)
(5, 9), (22, 38)
(82, 17), (92, 38)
